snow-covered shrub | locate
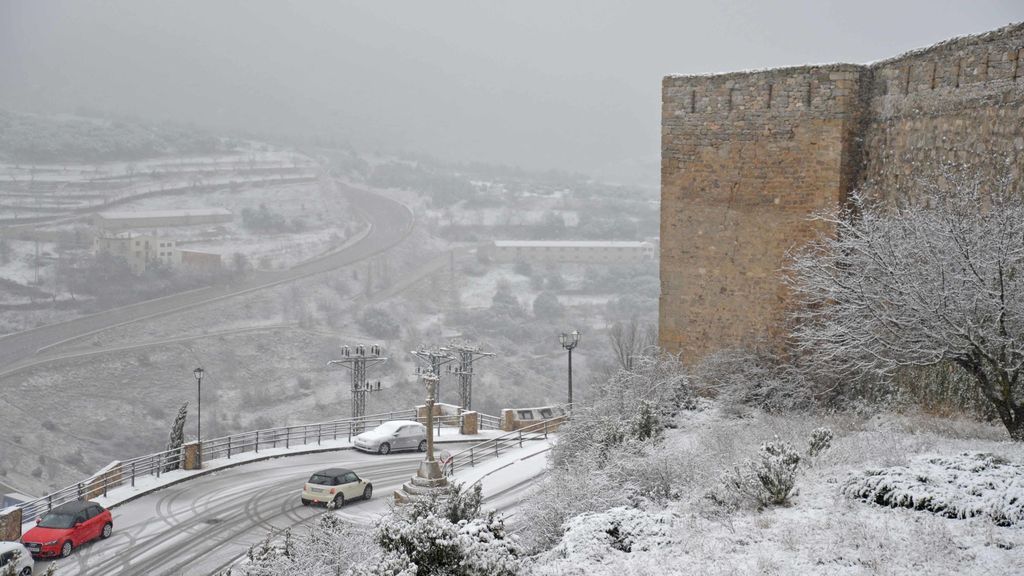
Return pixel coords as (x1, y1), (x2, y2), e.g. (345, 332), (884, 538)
(228, 514), (374, 576)
(551, 353), (688, 468)
(806, 427), (833, 457)
(534, 506), (679, 571)
(842, 452), (1024, 526)
(360, 484), (522, 576)
(609, 446), (690, 505)
(692, 346), (815, 414)
(715, 438), (801, 509)
(516, 462), (629, 553)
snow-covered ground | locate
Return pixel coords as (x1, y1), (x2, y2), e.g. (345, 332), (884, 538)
(530, 408), (1024, 576)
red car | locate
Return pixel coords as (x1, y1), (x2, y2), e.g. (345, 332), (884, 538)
(21, 500), (113, 558)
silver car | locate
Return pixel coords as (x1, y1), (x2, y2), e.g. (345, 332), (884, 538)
(353, 420), (427, 455)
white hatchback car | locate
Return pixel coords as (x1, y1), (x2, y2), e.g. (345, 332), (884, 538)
(0, 541), (33, 575)
(353, 420), (427, 455)
(300, 468), (372, 507)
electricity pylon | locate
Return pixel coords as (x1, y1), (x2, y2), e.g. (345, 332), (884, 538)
(328, 344), (387, 431)
(445, 344), (494, 411)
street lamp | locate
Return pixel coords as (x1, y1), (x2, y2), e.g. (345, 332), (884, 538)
(559, 330), (580, 408)
(193, 367), (204, 466)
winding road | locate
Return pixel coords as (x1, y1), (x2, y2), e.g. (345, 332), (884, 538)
(0, 182), (414, 379)
(34, 443), (545, 576)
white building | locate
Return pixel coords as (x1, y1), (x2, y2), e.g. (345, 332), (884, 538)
(93, 233), (181, 274)
(485, 240), (656, 264)
(93, 208), (233, 230)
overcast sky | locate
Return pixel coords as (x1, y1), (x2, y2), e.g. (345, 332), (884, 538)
(1, 1), (1021, 184)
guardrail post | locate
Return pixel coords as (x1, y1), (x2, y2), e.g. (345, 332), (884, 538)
(255, 430), (260, 454)
(544, 420), (548, 439)
(155, 455), (161, 478)
(47, 494), (53, 512)
(103, 475), (108, 497)
(77, 482), (83, 500)
(227, 437), (232, 459)
(286, 428), (290, 449)
(348, 425), (352, 443)
(318, 424), (322, 446)
(519, 431), (523, 448)
(495, 442), (499, 458)
(470, 448), (475, 467)
(131, 462), (136, 488)
(333, 424), (337, 441)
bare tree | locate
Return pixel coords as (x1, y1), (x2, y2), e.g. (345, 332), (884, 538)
(607, 317), (657, 371)
(788, 173), (1024, 439)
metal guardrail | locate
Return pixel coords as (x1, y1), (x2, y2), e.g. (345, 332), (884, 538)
(12, 408), (418, 521)
(444, 416), (563, 477)
(478, 412), (502, 430)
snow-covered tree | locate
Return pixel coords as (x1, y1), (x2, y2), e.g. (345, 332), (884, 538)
(357, 482), (523, 576)
(164, 402), (188, 471)
(789, 174), (1024, 439)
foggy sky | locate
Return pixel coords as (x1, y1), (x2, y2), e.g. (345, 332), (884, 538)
(1, 1), (1021, 184)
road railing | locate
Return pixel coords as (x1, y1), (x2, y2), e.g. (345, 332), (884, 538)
(11, 408), (419, 522)
(445, 415), (564, 477)
(10, 407), (508, 525)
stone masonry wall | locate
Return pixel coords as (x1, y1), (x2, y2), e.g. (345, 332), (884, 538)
(660, 23), (1024, 362)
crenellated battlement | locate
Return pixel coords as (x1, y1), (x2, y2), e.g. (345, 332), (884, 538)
(660, 22), (1024, 363)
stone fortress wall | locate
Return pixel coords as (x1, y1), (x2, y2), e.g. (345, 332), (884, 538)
(660, 23), (1024, 363)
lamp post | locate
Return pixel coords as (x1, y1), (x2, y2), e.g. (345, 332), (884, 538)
(559, 330), (580, 408)
(193, 367), (204, 466)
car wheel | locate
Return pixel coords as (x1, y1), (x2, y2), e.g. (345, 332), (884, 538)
(378, 442), (391, 455)
(20, 567), (31, 576)
(300, 497), (312, 506)
(363, 484), (373, 500)
(101, 522), (113, 539)
(417, 440), (427, 452)
(332, 494), (345, 508)
(60, 540), (73, 558)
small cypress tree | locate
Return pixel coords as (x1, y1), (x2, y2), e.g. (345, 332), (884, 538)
(164, 402), (189, 472)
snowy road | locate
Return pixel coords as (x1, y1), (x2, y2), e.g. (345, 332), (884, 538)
(34, 443), (548, 576)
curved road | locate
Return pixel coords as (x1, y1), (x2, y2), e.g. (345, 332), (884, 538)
(35, 444), (544, 576)
(0, 182), (414, 378)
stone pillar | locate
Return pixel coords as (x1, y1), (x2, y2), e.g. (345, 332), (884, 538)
(0, 507), (22, 540)
(182, 441), (202, 470)
(501, 408), (515, 432)
(460, 411), (479, 435)
(396, 374), (449, 503)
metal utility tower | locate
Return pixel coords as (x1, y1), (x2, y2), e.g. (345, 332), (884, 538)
(328, 344), (387, 428)
(410, 347), (456, 405)
(445, 344), (494, 411)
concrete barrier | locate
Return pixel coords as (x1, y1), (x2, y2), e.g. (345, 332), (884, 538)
(501, 406), (568, 432)
(0, 506), (21, 540)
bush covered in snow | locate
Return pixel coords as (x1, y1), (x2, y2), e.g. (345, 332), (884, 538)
(842, 452), (1024, 526)
(806, 427), (833, 457)
(712, 438), (801, 509)
(531, 507), (679, 574)
(355, 482), (523, 576)
(227, 514), (373, 576)
(551, 353), (689, 469)
(692, 347), (815, 414)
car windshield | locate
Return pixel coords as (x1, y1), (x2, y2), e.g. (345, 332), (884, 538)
(373, 422), (404, 435)
(38, 511), (77, 529)
(308, 473), (333, 485)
